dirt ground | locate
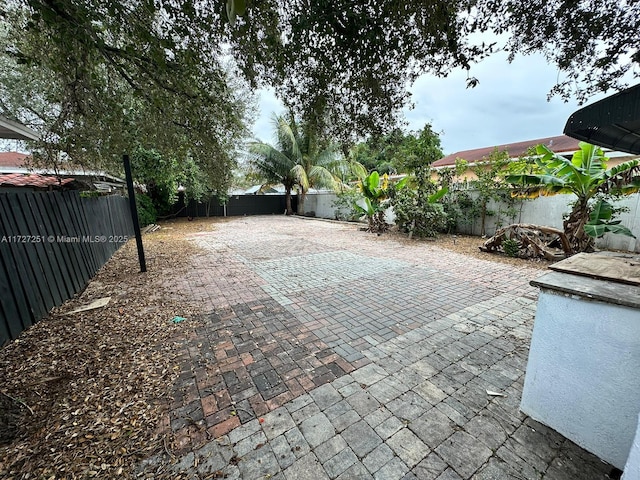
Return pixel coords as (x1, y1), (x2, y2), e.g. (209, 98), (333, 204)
(0, 223), (204, 478)
(0, 216), (553, 479)
(419, 231), (556, 270)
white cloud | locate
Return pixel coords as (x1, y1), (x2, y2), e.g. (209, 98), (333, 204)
(251, 87), (285, 143)
(251, 51), (605, 154)
(405, 52), (600, 154)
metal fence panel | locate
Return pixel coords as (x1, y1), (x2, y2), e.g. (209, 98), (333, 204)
(0, 191), (133, 345)
(171, 194), (297, 218)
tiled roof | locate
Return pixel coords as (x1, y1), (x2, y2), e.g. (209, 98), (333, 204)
(432, 135), (581, 168)
(0, 173), (74, 189)
(0, 151), (30, 167)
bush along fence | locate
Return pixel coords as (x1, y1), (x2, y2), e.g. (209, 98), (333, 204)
(0, 191), (133, 344)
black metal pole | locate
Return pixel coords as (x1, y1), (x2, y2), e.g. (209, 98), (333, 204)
(123, 154), (147, 272)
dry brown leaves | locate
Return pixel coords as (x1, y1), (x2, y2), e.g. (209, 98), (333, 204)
(0, 220), (213, 479)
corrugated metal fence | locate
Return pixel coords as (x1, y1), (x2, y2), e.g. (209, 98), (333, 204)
(172, 194), (297, 217)
(0, 191), (133, 344)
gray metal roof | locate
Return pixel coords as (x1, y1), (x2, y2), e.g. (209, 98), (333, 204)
(564, 83), (640, 154)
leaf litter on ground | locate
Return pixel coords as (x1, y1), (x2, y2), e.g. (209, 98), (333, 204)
(0, 219), (217, 479)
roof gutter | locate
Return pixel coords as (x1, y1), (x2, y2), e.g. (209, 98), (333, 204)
(0, 116), (40, 141)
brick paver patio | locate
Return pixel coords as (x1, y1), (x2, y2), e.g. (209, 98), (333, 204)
(138, 216), (616, 479)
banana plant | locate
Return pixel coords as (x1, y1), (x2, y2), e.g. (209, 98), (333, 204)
(505, 142), (640, 253)
(584, 199), (636, 239)
(354, 171), (407, 233)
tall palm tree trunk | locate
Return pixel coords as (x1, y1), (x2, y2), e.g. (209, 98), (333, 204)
(285, 188), (293, 215)
(297, 192), (307, 215)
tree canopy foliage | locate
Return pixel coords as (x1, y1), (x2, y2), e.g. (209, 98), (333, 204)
(231, 0), (639, 138)
(1, 0), (638, 188)
(350, 124), (444, 174)
(0, 1), (254, 193)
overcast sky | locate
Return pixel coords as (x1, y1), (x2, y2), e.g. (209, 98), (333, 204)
(251, 51), (604, 156)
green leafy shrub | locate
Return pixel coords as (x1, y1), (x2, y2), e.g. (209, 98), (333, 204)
(79, 190), (103, 198)
(332, 189), (362, 221)
(392, 166), (448, 237)
(135, 193), (157, 227)
(354, 171), (407, 233)
(502, 238), (520, 257)
(393, 188), (448, 237)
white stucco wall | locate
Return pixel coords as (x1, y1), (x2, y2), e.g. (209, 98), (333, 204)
(520, 289), (640, 469)
(301, 193), (341, 219)
(477, 193), (640, 252)
(623, 412), (640, 480)
(302, 192), (640, 252)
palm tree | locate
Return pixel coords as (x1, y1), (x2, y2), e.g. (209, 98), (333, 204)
(248, 115), (299, 215)
(249, 113), (341, 215)
(506, 142), (640, 253)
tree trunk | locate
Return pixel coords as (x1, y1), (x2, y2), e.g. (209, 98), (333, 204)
(367, 214), (376, 232)
(297, 192), (306, 216)
(563, 198), (594, 253)
(285, 188), (293, 215)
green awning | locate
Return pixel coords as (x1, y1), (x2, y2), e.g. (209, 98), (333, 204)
(564, 83), (640, 154)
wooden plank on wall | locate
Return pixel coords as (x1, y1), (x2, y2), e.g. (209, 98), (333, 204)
(549, 252), (640, 286)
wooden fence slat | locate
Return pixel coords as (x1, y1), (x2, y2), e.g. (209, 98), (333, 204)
(63, 191), (96, 278)
(85, 198), (105, 267)
(0, 253), (20, 345)
(55, 191), (91, 285)
(94, 198), (111, 264)
(106, 196), (117, 258)
(33, 192), (74, 299)
(0, 195), (36, 340)
(42, 192), (83, 294)
(8, 194), (55, 313)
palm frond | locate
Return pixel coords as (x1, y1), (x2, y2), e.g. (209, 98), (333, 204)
(601, 161), (640, 194)
(350, 161), (368, 181)
(308, 165), (338, 190)
(275, 115), (303, 161)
